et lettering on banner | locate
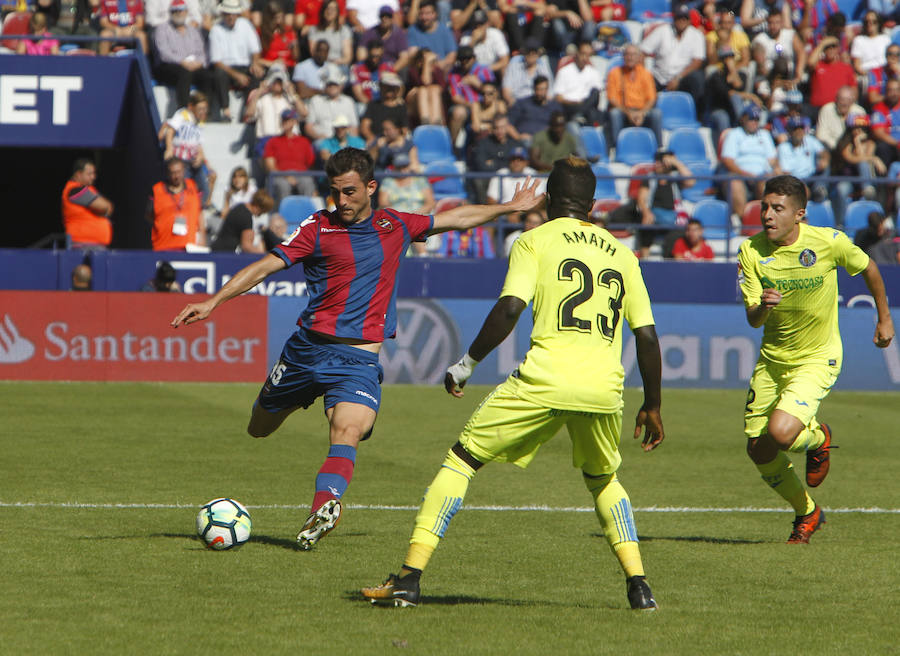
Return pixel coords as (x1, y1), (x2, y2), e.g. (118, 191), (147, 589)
(0, 75), (83, 126)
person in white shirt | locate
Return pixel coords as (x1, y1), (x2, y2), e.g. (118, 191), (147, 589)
(304, 68), (359, 145)
(749, 10), (806, 84)
(641, 3), (706, 117)
(486, 146), (546, 204)
(209, 0), (264, 116)
(552, 40), (604, 124)
(459, 9), (509, 77)
(851, 11), (891, 75)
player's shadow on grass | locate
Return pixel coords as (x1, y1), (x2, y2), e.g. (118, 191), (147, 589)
(636, 534), (766, 545)
(148, 532), (370, 551)
(344, 591), (568, 607)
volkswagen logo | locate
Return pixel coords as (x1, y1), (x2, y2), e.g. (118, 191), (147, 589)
(380, 300), (460, 384)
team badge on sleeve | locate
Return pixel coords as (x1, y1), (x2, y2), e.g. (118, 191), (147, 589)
(798, 249), (817, 267)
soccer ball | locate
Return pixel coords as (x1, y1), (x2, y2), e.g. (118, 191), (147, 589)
(196, 498), (252, 550)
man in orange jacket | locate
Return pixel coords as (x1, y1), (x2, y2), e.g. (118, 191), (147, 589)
(61, 159), (114, 248)
(146, 158), (207, 251)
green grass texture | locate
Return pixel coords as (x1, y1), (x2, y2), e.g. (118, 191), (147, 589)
(1, 382), (896, 655)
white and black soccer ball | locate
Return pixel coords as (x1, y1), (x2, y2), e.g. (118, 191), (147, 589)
(196, 498), (252, 550)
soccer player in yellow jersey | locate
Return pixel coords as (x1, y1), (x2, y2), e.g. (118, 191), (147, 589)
(738, 175), (894, 543)
(362, 156), (666, 611)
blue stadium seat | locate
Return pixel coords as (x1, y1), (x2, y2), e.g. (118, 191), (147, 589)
(691, 199), (731, 239)
(629, 0), (670, 21)
(592, 163), (618, 200)
(656, 92), (700, 130)
(580, 126), (608, 163)
(279, 195), (320, 231)
(614, 127), (657, 166)
(843, 200), (883, 238)
(805, 200), (836, 228)
(667, 128), (708, 165)
(680, 161), (715, 203)
(412, 125), (453, 164)
(426, 160), (465, 200)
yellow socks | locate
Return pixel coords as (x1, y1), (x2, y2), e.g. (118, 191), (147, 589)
(756, 452), (816, 515)
(404, 449), (476, 572)
(788, 423), (826, 454)
(584, 472), (645, 578)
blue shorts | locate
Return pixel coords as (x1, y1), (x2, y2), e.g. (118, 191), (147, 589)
(257, 327), (384, 415)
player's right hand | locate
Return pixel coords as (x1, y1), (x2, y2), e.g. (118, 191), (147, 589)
(171, 301), (215, 328)
(634, 406), (664, 452)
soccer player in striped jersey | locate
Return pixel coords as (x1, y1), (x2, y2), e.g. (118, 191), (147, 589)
(737, 175), (894, 543)
(171, 148), (544, 549)
(362, 156), (665, 611)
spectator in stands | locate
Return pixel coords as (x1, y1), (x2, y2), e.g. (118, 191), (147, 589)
(358, 5), (410, 71)
(372, 118), (420, 170)
(606, 43), (662, 148)
(487, 144), (544, 203)
(777, 115), (829, 198)
(816, 84), (863, 151)
(258, 1), (298, 70)
(347, 0), (397, 33)
(292, 39), (338, 99)
(530, 110), (577, 172)
(448, 45), (495, 147)
(244, 65), (307, 155)
(472, 113), (524, 202)
(407, 0), (458, 73)
(870, 0), (900, 23)
(450, 0), (504, 35)
(377, 152), (435, 221)
(854, 211), (900, 264)
(146, 0), (204, 31)
(501, 36), (553, 105)
(547, 0), (594, 54)
(720, 104), (779, 218)
(159, 92), (216, 206)
(264, 109), (317, 202)
(770, 89), (810, 143)
(351, 39), (394, 104)
(867, 43), (900, 108)
(706, 10), (750, 69)
(304, 68), (358, 144)
(459, 8), (509, 77)
(498, 0), (546, 54)
(263, 212), (288, 249)
(294, 0), (346, 39)
(707, 45), (765, 147)
(809, 36), (856, 110)
(552, 40), (604, 125)
(471, 81), (508, 135)
(250, 0), (294, 30)
(147, 158), (206, 251)
(71, 263), (93, 291)
(871, 77), (900, 167)
(750, 10), (805, 84)
(141, 261), (182, 291)
(209, 0), (264, 112)
(61, 158), (114, 249)
(832, 113), (884, 223)
(360, 72), (409, 142)
(671, 218), (715, 260)
(307, 0), (352, 70)
(16, 12), (59, 54)
(319, 114), (366, 162)
(503, 208), (544, 256)
(98, 0), (148, 56)
(644, 7), (705, 104)
(439, 224), (496, 257)
(852, 11), (889, 76)
(221, 166), (258, 216)
(739, 0), (791, 38)
(406, 48), (447, 126)
(212, 189), (276, 252)
(507, 74), (563, 145)
(153, 0), (217, 113)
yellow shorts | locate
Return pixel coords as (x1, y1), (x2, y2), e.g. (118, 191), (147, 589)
(459, 378), (623, 475)
(743, 358), (840, 439)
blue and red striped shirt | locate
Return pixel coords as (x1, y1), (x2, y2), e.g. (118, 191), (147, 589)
(449, 63), (494, 104)
(272, 207), (433, 342)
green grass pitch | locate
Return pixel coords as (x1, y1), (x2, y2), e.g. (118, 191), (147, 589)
(1, 382), (897, 655)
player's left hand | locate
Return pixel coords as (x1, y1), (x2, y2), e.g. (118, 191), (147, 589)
(634, 406), (664, 452)
(445, 354), (479, 397)
(874, 318), (895, 348)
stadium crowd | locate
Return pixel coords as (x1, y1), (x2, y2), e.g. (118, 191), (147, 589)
(3, 0), (900, 262)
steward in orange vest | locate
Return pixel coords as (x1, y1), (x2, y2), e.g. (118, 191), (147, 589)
(61, 159), (114, 247)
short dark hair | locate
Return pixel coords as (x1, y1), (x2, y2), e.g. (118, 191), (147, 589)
(73, 158), (94, 175)
(547, 156), (595, 218)
(325, 147), (375, 184)
(165, 156), (185, 171)
(687, 218), (703, 228)
(533, 75), (548, 87)
(868, 211), (886, 230)
(763, 174), (807, 209)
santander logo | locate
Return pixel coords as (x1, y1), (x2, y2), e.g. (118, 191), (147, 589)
(0, 315), (35, 364)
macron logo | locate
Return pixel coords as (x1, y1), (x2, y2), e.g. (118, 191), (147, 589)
(354, 390), (377, 404)
(0, 315), (35, 364)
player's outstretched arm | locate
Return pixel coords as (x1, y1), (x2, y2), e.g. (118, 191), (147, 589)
(860, 259), (895, 348)
(632, 324), (664, 452)
(444, 296), (527, 397)
(171, 253), (286, 328)
(429, 177), (545, 235)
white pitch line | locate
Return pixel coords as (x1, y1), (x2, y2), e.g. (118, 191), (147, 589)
(0, 501), (898, 514)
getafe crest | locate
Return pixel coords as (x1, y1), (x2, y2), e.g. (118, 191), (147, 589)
(798, 249), (817, 267)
